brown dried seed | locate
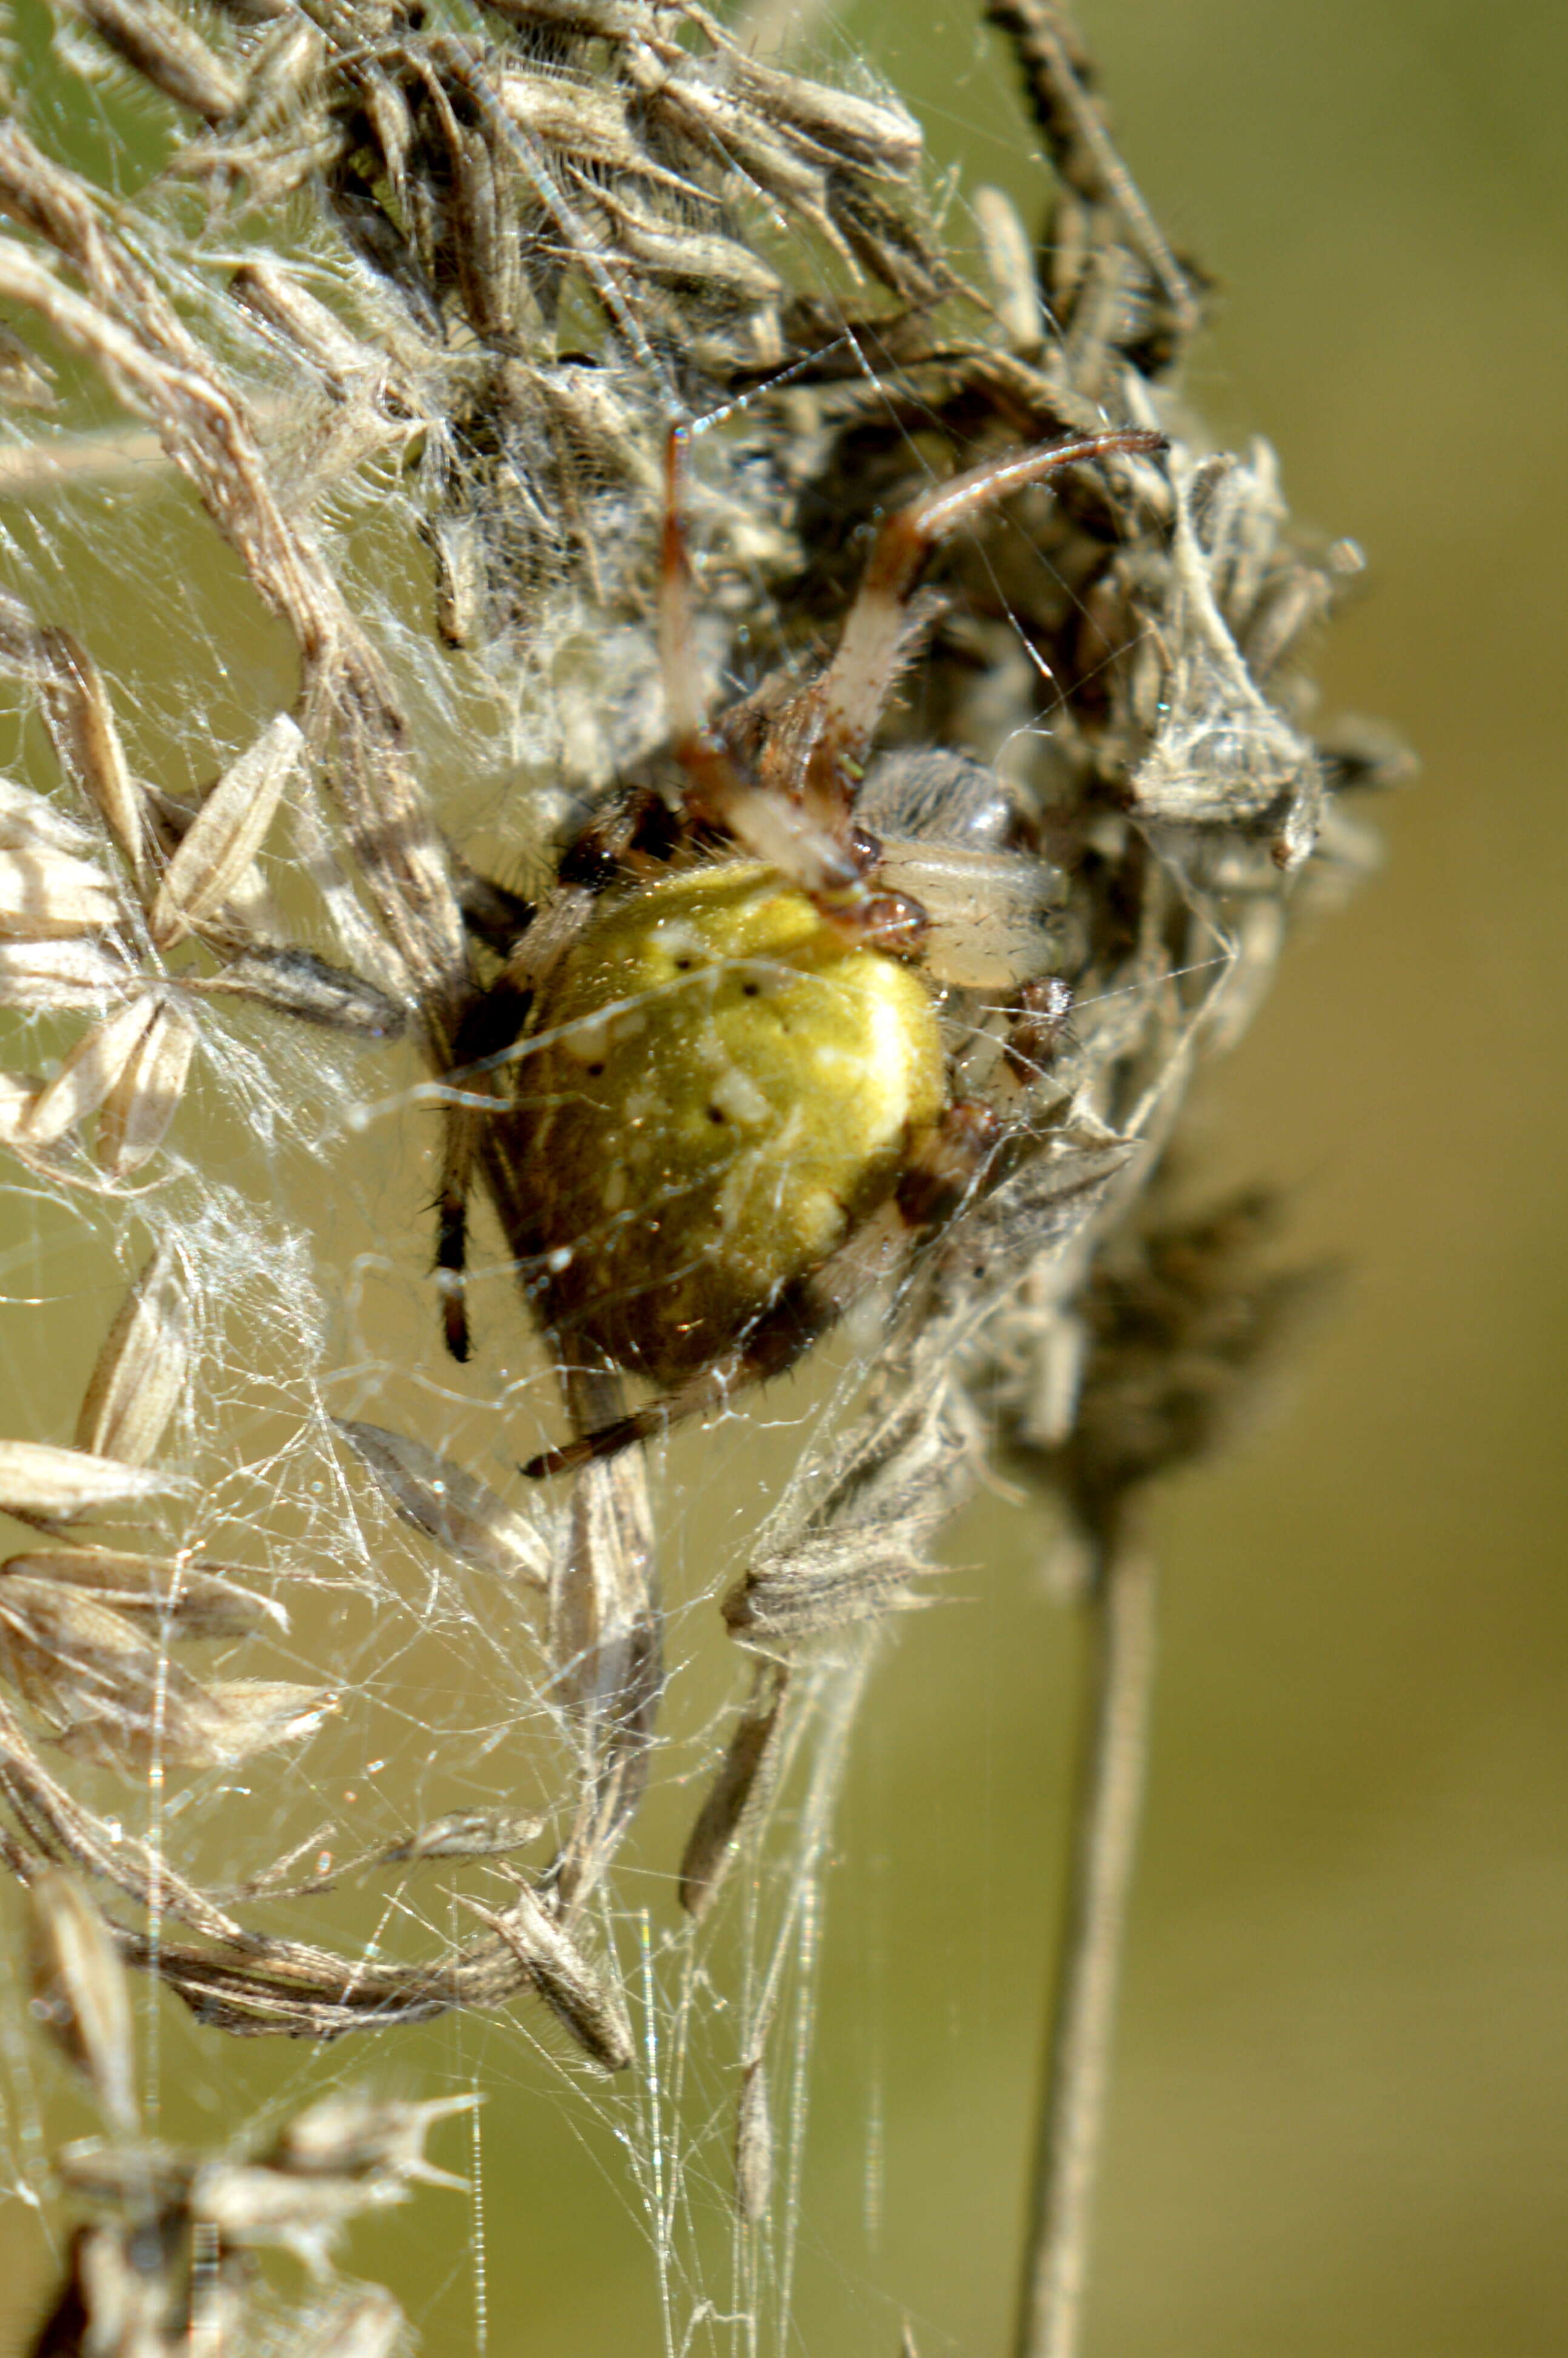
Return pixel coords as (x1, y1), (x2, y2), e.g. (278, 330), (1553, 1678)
(678, 1661), (790, 1922)
(702, 16), (924, 175)
(192, 2159), (405, 2258)
(0, 1576), (150, 1738)
(54, 1669), (336, 1775)
(0, 1440), (181, 1521)
(95, 998), (196, 1174)
(0, 1569), (145, 1655)
(195, 947), (403, 1038)
(334, 1419), (551, 1589)
(0, 773), (95, 855)
(413, 75), (516, 339)
(21, 995), (161, 1147)
(722, 1530), (944, 1645)
(1127, 469), (1321, 868)
(620, 58), (824, 209)
(270, 2089), (475, 2185)
(462, 1883), (634, 2072)
(545, 1398), (661, 1910)
(974, 183), (1046, 355)
(229, 18), (327, 143)
(149, 713), (304, 948)
(189, 1675), (334, 1764)
(0, 1547), (287, 1637)
(60, 0), (244, 121)
(498, 68), (674, 182)
(587, 187), (784, 304)
(0, 1566), (322, 1768)
(35, 626), (148, 878)
(381, 1809), (544, 1863)
(231, 257), (381, 390)
(0, 844), (122, 937)
(74, 1246), (188, 1466)
(734, 2055), (773, 2224)
(27, 1869), (138, 2135)
(0, 937), (131, 1009)
(550, 1392), (656, 1725)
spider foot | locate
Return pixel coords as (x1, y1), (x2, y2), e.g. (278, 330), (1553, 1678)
(522, 1348), (757, 1479)
(436, 1264), (471, 1363)
(896, 1100), (1003, 1228)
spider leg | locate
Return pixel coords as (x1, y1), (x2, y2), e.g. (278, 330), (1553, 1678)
(1004, 974), (1076, 1083)
(805, 426), (1167, 813)
(435, 1126), (475, 1361)
(522, 1104), (1003, 1478)
(523, 1346), (766, 1481)
(435, 973), (532, 1362)
(656, 426), (925, 946)
(434, 873), (538, 1356)
(521, 1208), (905, 1480)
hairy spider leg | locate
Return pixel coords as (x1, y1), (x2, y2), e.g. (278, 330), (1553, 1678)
(656, 424), (1163, 943)
(658, 426), (921, 945)
(804, 426), (1168, 818)
(438, 870), (612, 1366)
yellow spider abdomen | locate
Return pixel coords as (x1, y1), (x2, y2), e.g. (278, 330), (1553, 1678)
(508, 863), (946, 1383)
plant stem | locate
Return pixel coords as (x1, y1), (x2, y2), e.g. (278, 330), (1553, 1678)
(1012, 1535), (1158, 2358)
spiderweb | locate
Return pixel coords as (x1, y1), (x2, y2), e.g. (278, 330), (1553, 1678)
(0, 4), (1393, 2351)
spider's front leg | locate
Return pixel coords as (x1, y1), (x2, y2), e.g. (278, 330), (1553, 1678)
(655, 423), (1164, 944)
(656, 427), (926, 950)
(802, 424), (1168, 817)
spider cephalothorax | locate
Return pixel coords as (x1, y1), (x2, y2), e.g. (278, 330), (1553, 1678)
(438, 423), (1166, 1475)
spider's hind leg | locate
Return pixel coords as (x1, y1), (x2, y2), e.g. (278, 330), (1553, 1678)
(523, 1105), (1004, 1480)
(521, 1205), (910, 1477)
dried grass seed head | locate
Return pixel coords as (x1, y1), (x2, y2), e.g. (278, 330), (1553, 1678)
(0, 0), (1399, 2263)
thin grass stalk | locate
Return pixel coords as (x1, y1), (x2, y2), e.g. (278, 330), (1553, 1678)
(1013, 1534), (1158, 2358)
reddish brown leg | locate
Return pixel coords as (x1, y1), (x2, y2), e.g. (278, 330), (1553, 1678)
(895, 1099), (1004, 1227)
(804, 427), (1167, 813)
(523, 1348), (758, 1480)
(522, 1192), (915, 1478)
(655, 427), (924, 948)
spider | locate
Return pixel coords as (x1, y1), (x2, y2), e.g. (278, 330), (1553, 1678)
(436, 418), (1166, 1478)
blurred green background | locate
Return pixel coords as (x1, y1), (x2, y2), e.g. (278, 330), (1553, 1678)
(840, 2), (1568, 2351)
(1, 1), (1566, 2352)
